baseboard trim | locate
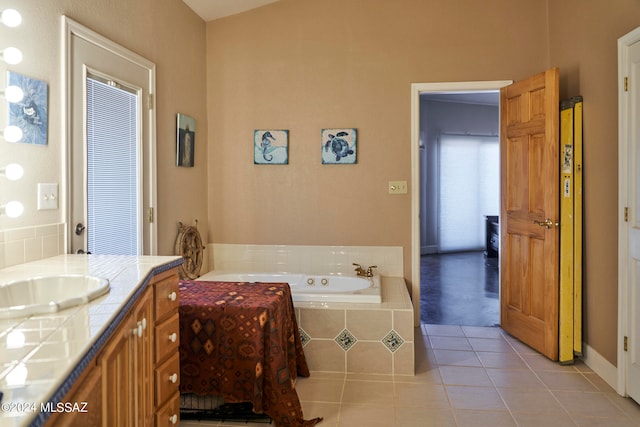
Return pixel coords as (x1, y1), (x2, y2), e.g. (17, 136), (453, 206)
(581, 342), (620, 394)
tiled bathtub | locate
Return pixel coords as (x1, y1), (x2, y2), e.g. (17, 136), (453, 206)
(207, 243), (414, 376)
(295, 277), (414, 376)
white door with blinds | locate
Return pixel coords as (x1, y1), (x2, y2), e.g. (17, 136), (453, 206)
(65, 18), (157, 255)
(86, 76), (140, 255)
(437, 134), (500, 252)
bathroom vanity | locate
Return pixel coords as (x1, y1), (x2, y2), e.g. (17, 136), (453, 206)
(0, 254), (183, 427)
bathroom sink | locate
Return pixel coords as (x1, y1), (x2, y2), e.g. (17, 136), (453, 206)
(0, 275), (110, 319)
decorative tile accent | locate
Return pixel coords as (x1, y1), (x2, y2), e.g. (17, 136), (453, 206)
(382, 330), (404, 353)
(335, 329), (357, 351)
(299, 328), (310, 347)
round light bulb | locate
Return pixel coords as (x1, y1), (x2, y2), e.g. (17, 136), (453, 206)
(2, 46), (23, 65)
(4, 200), (24, 218)
(3, 163), (23, 180)
(4, 85), (23, 103)
(4, 125), (22, 142)
(1, 9), (21, 27)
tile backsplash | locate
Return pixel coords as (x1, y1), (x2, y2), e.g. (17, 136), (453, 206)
(0, 223), (66, 269)
(208, 243), (404, 277)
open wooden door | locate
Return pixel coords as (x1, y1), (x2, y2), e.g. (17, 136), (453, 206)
(500, 68), (560, 361)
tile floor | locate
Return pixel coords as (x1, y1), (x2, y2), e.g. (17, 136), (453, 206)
(180, 323), (640, 427)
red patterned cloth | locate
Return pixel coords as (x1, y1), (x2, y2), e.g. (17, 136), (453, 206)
(178, 280), (322, 427)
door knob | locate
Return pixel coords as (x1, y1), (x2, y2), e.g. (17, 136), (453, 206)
(532, 219), (559, 229)
(75, 223), (86, 235)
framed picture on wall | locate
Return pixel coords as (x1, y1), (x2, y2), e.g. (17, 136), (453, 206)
(254, 129), (289, 164)
(322, 128), (357, 164)
(177, 113), (195, 167)
(6, 71), (48, 145)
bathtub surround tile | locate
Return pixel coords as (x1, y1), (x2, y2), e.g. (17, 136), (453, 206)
(203, 246), (416, 376)
(293, 278), (413, 375)
(346, 341), (392, 374)
(300, 309), (345, 339)
(382, 330), (405, 352)
(392, 341), (415, 376)
(304, 340), (346, 372)
(346, 309), (391, 340)
(335, 329), (357, 351)
(299, 328), (311, 347)
(209, 243), (403, 277)
(393, 310), (414, 342)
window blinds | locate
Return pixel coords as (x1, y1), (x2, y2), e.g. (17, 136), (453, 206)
(437, 134), (499, 252)
(86, 76), (139, 255)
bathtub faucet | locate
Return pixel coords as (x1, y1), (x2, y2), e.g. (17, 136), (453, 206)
(353, 263), (377, 277)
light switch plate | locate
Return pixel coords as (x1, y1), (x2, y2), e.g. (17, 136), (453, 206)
(37, 183), (58, 210)
(388, 180), (408, 194)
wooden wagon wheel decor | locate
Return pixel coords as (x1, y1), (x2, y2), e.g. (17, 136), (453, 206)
(174, 220), (205, 279)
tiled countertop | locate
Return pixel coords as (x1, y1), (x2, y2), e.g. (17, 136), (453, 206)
(0, 254), (183, 427)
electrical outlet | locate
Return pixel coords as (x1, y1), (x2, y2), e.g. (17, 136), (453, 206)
(37, 183), (58, 210)
(388, 180), (407, 194)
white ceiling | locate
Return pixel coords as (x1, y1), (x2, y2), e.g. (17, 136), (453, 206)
(183, 0), (280, 21)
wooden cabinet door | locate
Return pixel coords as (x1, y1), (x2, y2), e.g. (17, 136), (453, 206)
(100, 311), (134, 426)
(133, 290), (154, 427)
(100, 288), (154, 426)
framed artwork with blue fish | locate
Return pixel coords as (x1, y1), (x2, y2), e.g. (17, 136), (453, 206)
(322, 128), (357, 164)
(177, 113), (195, 167)
(6, 71), (48, 145)
(254, 129), (289, 164)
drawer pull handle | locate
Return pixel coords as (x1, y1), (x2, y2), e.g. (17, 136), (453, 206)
(168, 291), (177, 302)
(141, 317), (147, 331)
(169, 414), (178, 424)
(169, 373), (178, 384)
(169, 332), (177, 343)
(133, 323), (143, 337)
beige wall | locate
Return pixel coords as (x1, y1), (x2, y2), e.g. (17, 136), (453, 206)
(0, 0), (208, 258)
(206, 0), (549, 280)
(548, 0), (640, 365)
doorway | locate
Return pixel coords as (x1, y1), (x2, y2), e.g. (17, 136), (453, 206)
(410, 81), (512, 327)
(419, 91), (500, 326)
(63, 17), (158, 255)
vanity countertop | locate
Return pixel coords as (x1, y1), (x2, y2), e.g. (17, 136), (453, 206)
(0, 254), (183, 427)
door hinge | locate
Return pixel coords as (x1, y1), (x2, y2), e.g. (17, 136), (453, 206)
(147, 94), (154, 110)
(625, 207), (629, 222)
(148, 207), (154, 223)
(624, 336), (628, 352)
(624, 77), (629, 92)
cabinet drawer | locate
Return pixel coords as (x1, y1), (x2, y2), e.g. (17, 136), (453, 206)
(155, 313), (180, 363)
(155, 274), (179, 321)
(155, 351), (180, 406)
(155, 392), (180, 427)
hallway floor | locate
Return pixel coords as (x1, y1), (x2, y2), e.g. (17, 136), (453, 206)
(420, 251), (499, 326)
(180, 324), (640, 426)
